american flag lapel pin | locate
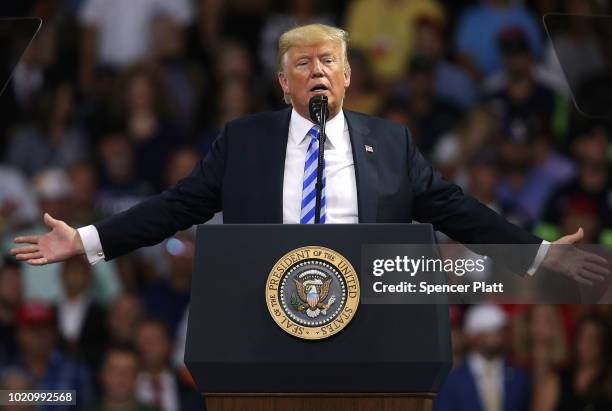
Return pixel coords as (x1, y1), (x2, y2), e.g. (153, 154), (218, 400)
(365, 145), (374, 153)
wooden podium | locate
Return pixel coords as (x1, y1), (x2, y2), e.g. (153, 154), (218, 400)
(185, 224), (451, 411)
(205, 393), (434, 411)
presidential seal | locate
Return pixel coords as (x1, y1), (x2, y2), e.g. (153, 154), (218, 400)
(265, 246), (360, 340)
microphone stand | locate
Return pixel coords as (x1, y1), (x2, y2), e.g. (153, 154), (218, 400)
(314, 98), (327, 224)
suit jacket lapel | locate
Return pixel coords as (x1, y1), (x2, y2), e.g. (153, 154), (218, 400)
(465, 363), (485, 411)
(345, 110), (378, 223)
(503, 364), (515, 411)
(263, 108), (291, 223)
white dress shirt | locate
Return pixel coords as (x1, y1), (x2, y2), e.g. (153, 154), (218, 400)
(468, 353), (504, 411)
(78, 107), (547, 273)
(136, 370), (179, 411)
(283, 109), (358, 224)
(58, 294), (89, 342)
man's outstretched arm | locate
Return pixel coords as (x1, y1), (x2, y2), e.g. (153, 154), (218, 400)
(405, 127), (609, 284)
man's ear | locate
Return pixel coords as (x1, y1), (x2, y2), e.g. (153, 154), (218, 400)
(344, 68), (351, 89)
(278, 71), (290, 95)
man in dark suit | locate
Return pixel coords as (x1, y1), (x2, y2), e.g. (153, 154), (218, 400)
(434, 304), (532, 411)
(11, 24), (609, 283)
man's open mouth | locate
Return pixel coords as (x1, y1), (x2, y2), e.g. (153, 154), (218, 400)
(310, 84), (329, 92)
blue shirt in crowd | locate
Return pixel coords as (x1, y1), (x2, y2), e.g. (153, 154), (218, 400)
(454, 3), (543, 76)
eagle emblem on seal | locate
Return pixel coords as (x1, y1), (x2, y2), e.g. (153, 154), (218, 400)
(291, 270), (337, 318)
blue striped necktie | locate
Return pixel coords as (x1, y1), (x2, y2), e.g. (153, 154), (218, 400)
(300, 125), (326, 224)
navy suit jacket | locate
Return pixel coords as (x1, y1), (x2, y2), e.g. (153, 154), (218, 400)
(95, 108), (541, 266)
(433, 360), (532, 411)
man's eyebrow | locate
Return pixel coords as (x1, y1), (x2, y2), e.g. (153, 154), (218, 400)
(318, 52), (336, 58)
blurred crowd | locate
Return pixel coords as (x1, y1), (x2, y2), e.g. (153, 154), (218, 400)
(438, 304), (612, 411)
(0, 0), (611, 410)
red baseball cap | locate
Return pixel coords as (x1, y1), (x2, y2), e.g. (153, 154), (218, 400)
(15, 302), (55, 327)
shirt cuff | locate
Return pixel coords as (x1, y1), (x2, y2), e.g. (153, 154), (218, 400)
(77, 225), (105, 265)
(527, 240), (550, 276)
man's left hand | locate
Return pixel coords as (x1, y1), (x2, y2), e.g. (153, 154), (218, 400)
(541, 228), (610, 285)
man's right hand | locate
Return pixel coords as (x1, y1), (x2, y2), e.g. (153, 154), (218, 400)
(10, 213), (85, 265)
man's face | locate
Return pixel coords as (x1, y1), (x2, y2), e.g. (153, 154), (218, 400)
(107, 295), (142, 343)
(0, 267), (22, 306)
(136, 323), (170, 368)
(17, 325), (55, 359)
(101, 352), (138, 403)
(472, 329), (506, 360)
(278, 41), (350, 119)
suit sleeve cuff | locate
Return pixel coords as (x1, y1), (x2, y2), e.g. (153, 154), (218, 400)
(527, 240), (550, 276)
(77, 225), (105, 265)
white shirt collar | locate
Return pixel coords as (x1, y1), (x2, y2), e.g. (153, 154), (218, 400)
(60, 293), (89, 310)
(288, 107), (345, 149)
(467, 352), (503, 378)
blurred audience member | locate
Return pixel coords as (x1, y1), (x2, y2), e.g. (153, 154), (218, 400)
(0, 367), (34, 411)
(536, 124), (612, 243)
(559, 196), (604, 245)
(465, 151), (501, 214)
(57, 257), (107, 372)
(164, 148), (200, 189)
(0, 166), (39, 234)
(496, 115), (572, 227)
(378, 98), (410, 126)
(449, 305), (466, 368)
(32, 168), (74, 224)
(432, 108), (497, 187)
(78, 0), (193, 93)
(141, 231), (193, 337)
(393, 54), (463, 155)
(0, 257), (22, 366)
(484, 28), (558, 125)
(134, 320), (175, 411)
(107, 294), (144, 346)
(412, 17), (477, 109)
(216, 80), (255, 127)
(199, 78), (255, 155)
(116, 66), (185, 192)
(434, 304), (532, 411)
(487, 26), (567, 96)
(343, 49), (383, 115)
(68, 163), (100, 227)
(213, 40), (254, 85)
(534, 315), (612, 411)
(96, 131), (152, 217)
(513, 305), (568, 383)
(6, 82), (89, 177)
(454, 0), (542, 79)
(151, 16), (201, 129)
(135, 319), (196, 411)
(12, 302), (95, 410)
(345, 0), (445, 83)
(91, 346), (159, 411)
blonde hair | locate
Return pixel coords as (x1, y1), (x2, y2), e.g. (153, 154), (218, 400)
(277, 24), (350, 103)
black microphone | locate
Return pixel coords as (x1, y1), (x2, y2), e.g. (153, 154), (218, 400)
(309, 95), (329, 125)
(308, 96), (328, 224)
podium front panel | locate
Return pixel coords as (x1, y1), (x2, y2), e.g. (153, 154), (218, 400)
(185, 224), (451, 393)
